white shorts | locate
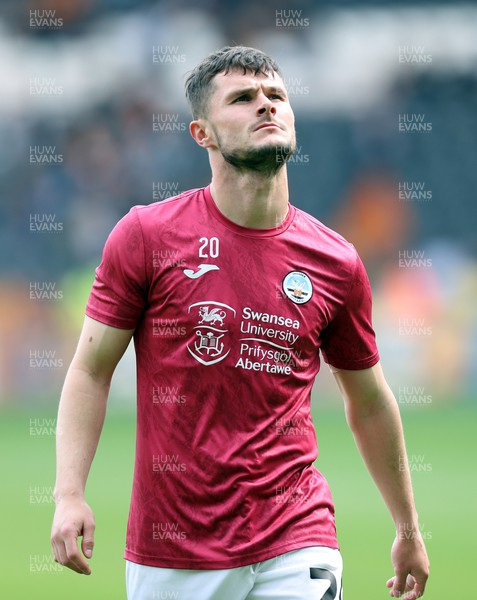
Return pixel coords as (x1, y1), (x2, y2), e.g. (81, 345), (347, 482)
(126, 546), (343, 600)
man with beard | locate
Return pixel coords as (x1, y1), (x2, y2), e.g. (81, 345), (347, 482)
(51, 46), (429, 600)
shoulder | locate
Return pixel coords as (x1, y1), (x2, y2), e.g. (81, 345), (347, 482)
(133, 188), (203, 223)
(112, 188), (203, 245)
(292, 205), (359, 271)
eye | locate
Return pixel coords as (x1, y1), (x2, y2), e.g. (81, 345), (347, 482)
(232, 94), (251, 103)
(270, 93), (285, 100)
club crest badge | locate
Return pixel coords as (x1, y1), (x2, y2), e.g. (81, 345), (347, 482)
(282, 271), (313, 305)
(187, 301), (236, 365)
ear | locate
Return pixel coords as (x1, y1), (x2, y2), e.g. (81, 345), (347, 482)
(189, 119), (217, 149)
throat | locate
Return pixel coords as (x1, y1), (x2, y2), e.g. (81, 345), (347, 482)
(209, 171), (290, 229)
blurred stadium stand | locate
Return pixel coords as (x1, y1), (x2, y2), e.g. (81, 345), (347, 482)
(1, 1), (476, 404)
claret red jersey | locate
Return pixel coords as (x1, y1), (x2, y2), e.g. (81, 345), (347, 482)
(86, 185), (379, 569)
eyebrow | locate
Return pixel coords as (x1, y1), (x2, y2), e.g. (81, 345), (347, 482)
(225, 85), (287, 102)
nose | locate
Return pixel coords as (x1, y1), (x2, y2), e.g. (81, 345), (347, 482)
(257, 93), (276, 116)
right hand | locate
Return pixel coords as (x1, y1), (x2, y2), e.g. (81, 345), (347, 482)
(50, 496), (95, 575)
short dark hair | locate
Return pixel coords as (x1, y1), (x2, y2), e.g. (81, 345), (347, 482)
(185, 46), (283, 119)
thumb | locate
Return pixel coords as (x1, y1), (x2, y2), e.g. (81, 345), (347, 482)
(81, 521), (95, 558)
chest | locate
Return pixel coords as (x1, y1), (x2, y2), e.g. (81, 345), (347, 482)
(142, 230), (345, 371)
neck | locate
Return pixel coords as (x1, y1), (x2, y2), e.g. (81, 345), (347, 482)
(209, 162), (289, 229)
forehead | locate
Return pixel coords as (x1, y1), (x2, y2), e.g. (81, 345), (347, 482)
(211, 69), (286, 98)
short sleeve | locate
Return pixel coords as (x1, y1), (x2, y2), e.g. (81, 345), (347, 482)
(320, 253), (380, 370)
(85, 207), (148, 329)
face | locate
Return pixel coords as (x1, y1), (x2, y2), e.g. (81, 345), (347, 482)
(201, 69), (297, 176)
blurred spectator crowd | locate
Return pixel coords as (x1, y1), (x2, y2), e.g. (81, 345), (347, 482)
(1, 0), (476, 404)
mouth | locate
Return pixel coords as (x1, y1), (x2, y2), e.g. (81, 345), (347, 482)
(255, 122), (281, 132)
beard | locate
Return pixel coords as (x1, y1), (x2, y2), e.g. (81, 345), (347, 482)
(217, 133), (296, 177)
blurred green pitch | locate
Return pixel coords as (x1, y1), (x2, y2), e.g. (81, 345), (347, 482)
(1, 405), (475, 599)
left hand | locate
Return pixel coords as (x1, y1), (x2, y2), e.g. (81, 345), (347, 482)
(386, 528), (430, 599)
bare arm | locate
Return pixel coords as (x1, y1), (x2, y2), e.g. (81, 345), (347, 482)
(51, 316), (134, 575)
(332, 361), (429, 600)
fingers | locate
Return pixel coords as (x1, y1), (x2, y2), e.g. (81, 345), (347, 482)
(64, 529), (91, 574)
(387, 575), (425, 599)
(51, 538), (67, 567)
(389, 570), (408, 598)
(51, 525), (93, 575)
